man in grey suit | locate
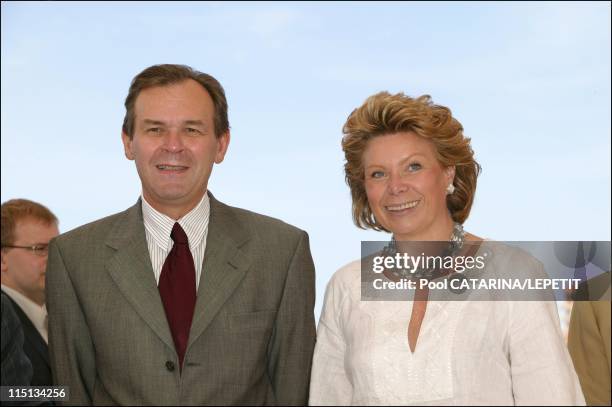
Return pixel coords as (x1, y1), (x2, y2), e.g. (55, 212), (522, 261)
(46, 64), (316, 405)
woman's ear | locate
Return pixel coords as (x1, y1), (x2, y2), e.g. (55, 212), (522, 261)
(445, 165), (456, 185)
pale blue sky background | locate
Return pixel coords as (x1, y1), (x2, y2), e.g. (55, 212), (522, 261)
(2, 1), (610, 316)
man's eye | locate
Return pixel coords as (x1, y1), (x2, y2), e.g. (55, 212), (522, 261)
(185, 128), (201, 134)
(146, 128), (162, 134)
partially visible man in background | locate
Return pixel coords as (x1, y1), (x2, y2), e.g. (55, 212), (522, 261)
(1, 199), (59, 386)
(568, 272), (611, 406)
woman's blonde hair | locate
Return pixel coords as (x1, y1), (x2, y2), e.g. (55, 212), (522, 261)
(342, 91), (481, 231)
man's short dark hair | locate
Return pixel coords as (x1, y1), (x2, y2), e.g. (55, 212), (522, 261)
(122, 64), (229, 139)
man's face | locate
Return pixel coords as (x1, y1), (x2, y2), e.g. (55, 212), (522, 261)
(0, 217), (59, 305)
(122, 79), (230, 218)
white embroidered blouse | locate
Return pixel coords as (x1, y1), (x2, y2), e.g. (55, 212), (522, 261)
(309, 245), (585, 406)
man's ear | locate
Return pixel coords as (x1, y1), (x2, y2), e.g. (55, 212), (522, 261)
(214, 131), (231, 164)
(122, 131), (135, 160)
(1, 249), (8, 274)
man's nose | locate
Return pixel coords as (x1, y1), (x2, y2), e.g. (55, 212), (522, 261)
(162, 129), (185, 152)
(41, 253), (49, 268)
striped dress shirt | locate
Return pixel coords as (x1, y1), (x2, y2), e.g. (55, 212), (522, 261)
(141, 193), (210, 291)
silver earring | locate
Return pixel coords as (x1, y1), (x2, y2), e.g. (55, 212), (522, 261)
(446, 183), (455, 195)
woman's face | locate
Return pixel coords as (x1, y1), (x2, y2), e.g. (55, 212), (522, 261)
(363, 132), (455, 241)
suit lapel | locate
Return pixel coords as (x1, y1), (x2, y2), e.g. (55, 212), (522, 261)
(104, 201), (175, 350)
(187, 194), (251, 349)
(2, 291), (49, 365)
(23, 324), (49, 366)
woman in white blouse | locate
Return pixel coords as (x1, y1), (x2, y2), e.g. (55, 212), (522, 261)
(309, 92), (585, 406)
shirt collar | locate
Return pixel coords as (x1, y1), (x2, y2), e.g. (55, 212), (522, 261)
(141, 192), (210, 251)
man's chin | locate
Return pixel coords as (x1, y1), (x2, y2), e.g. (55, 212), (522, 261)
(146, 189), (205, 208)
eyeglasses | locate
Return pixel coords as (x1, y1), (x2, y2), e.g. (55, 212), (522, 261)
(2, 244), (49, 257)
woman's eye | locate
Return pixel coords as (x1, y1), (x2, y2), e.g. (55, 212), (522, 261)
(370, 170), (385, 179)
(407, 163), (422, 172)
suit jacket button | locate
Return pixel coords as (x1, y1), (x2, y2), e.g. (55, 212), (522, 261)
(165, 361), (175, 372)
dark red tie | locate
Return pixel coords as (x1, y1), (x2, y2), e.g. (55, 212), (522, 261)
(158, 222), (196, 370)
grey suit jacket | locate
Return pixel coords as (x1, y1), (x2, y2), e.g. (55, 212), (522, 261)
(46, 195), (316, 406)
